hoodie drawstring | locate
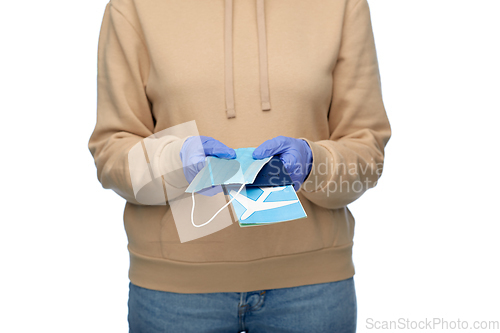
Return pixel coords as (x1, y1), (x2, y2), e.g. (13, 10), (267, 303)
(225, 0), (271, 119)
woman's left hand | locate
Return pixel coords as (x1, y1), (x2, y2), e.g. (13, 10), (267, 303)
(253, 136), (313, 191)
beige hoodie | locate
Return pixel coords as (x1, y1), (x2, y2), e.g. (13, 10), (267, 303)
(88, 0), (391, 293)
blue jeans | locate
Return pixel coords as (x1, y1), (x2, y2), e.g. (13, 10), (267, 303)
(128, 277), (357, 333)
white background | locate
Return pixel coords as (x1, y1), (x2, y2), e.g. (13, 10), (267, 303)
(1, 0), (499, 332)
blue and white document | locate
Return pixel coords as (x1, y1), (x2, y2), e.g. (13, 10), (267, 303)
(226, 184), (307, 227)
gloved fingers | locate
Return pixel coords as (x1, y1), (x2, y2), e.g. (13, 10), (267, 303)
(183, 157), (207, 184)
(279, 152), (299, 176)
(193, 158), (207, 173)
(202, 138), (237, 159)
(280, 150), (310, 191)
(286, 169), (302, 191)
(252, 135), (291, 159)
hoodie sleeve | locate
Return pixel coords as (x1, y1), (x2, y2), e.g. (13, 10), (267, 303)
(299, 0), (392, 209)
(88, 1), (187, 205)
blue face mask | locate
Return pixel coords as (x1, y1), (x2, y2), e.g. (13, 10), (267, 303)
(185, 148), (271, 193)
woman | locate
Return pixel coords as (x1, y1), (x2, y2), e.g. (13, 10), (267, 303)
(88, 0), (391, 332)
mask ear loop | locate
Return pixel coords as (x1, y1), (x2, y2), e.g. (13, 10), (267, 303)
(191, 183), (246, 228)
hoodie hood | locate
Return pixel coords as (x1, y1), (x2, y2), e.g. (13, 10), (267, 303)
(224, 0), (271, 119)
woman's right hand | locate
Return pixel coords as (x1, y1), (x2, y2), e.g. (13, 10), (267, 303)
(179, 135), (236, 185)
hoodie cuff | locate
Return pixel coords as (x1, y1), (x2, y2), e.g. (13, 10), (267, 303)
(156, 136), (191, 189)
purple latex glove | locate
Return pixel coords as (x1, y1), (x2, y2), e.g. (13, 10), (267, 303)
(180, 136), (236, 196)
(253, 136), (313, 191)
